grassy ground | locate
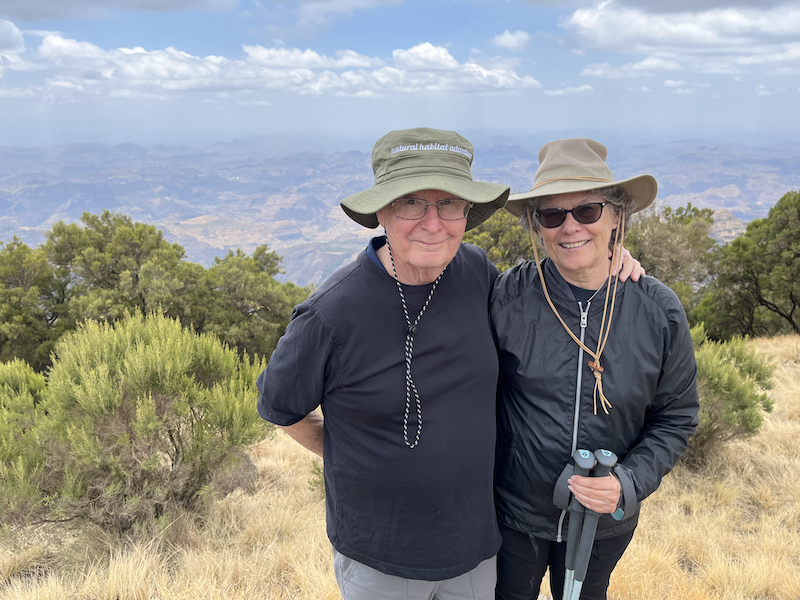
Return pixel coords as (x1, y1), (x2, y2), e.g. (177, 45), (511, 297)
(1, 335), (799, 599)
(606, 334), (800, 600)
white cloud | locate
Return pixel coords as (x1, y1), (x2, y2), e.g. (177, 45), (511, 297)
(0, 19), (23, 52)
(755, 84), (770, 95)
(460, 61), (541, 91)
(738, 42), (800, 65)
(0, 20), (35, 77)
(393, 43), (460, 71)
(38, 35), (108, 61)
(663, 79), (685, 87)
(243, 46), (383, 69)
(628, 86), (652, 93)
(563, 4), (800, 51)
(580, 56), (680, 78)
(544, 84), (593, 96)
(5, 37), (539, 102)
(670, 88), (694, 94)
(490, 30), (532, 52)
(617, 0), (787, 11)
(561, 3), (800, 75)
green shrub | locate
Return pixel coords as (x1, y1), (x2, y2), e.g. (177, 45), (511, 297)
(0, 359), (48, 522)
(35, 312), (271, 531)
(682, 325), (774, 467)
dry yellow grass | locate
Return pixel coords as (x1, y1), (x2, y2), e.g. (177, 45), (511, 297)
(0, 434), (340, 600)
(608, 334), (800, 600)
(1, 335), (799, 599)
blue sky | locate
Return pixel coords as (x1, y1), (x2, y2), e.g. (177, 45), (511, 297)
(0, 0), (798, 147)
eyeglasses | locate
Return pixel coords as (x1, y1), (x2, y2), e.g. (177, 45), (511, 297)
(391, 198), (472, 221)
(536, 202), (607, 229)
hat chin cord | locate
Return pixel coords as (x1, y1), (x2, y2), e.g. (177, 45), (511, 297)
(526, 207), (626, 416)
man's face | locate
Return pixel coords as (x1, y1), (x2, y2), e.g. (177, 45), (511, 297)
(376, 189), (468, 285)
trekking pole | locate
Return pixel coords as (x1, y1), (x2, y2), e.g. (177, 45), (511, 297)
(568, 449), (618, 600)
(562, 449), (596, 600)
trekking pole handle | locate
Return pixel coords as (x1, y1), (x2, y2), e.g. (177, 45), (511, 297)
(573, 449), (595, 477)
(592, 449), (618, 478)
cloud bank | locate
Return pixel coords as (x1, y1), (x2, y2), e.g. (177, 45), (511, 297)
(564, 2), (800, 76)
(2, 32), (540, 103)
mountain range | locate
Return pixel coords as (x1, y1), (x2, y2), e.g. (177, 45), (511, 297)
(2, 134), (798, 286)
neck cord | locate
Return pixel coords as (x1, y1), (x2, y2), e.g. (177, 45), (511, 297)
(386, 236), (446, 448)
(570, 284), (600, 304)
(580, 286), (603, 306)
(526, 208), (626, 415)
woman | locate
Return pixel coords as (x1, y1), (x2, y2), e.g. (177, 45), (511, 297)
(491, 138), (699, 600)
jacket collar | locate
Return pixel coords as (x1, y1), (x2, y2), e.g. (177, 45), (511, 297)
(541, 258), (625, 310)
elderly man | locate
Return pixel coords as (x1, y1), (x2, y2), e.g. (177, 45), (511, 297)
(258, 127), (509, 600)
(256, 127), (640, 600)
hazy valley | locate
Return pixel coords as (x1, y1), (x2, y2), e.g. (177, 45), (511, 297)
(2, 134), (798, 286)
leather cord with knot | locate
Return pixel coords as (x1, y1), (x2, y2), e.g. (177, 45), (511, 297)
(526, 207), (626, 415)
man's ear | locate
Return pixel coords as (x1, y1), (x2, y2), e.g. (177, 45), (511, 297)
(376, 206), (388, 228)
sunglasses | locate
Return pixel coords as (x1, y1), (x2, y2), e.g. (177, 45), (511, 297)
(536, 202), (607, 229)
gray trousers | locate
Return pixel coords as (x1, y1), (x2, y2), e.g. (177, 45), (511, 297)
(333, 548), (496, 600)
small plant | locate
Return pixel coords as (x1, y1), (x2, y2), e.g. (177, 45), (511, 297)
(682, 325), (774, 467)
(0, 312), (273, 532)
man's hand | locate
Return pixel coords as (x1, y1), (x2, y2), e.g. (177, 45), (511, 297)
(610, 244), (645, 282)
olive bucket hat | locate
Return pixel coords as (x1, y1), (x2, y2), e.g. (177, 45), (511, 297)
(340, 127), (510, 231)
(504, 137), (657, 217)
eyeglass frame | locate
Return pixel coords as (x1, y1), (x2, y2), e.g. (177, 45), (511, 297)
(535, 202), (608, 229)
(390, 197), (474, 221)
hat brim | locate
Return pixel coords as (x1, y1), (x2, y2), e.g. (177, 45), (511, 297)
(341, 173), (510, 231)
(504, 174), (657, 218)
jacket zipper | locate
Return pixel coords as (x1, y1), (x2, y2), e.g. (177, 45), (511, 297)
(555, 299), (591, 543)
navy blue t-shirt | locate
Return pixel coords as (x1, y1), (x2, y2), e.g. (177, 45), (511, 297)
(257, 239), (501, 580)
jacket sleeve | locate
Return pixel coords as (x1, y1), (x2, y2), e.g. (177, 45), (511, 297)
(618, 285), (699, 502)
(256, 303), (339, 426)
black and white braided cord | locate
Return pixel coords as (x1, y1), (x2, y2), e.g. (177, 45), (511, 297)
(386, 238), (445, 448)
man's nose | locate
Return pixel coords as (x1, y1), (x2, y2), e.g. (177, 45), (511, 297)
(419, 203), (445, 227)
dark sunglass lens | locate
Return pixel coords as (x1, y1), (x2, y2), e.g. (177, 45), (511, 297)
(538, 209), (566, 228)
(573, 203), (603, 224)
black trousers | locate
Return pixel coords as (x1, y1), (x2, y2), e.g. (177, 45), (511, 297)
(496, 523), (635, 600)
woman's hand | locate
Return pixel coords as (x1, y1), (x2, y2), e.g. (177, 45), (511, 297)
(610, 244), (645, 282)
(568, 473), (622, 514)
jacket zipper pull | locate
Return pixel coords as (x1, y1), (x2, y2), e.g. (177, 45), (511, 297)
(579, 301), (591, 328)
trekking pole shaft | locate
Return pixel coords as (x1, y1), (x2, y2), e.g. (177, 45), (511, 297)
(569, 450), (619, 600)
(562, 449), (595, 600)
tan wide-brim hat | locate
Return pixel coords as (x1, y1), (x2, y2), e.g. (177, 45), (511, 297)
(341, 127), (510, 231)
(504, 138), (657, 218)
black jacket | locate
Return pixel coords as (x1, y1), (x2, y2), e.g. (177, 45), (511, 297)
(491, 259), (699, 541)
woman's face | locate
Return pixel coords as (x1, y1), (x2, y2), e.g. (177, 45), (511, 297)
(537, 191), (619, 289)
